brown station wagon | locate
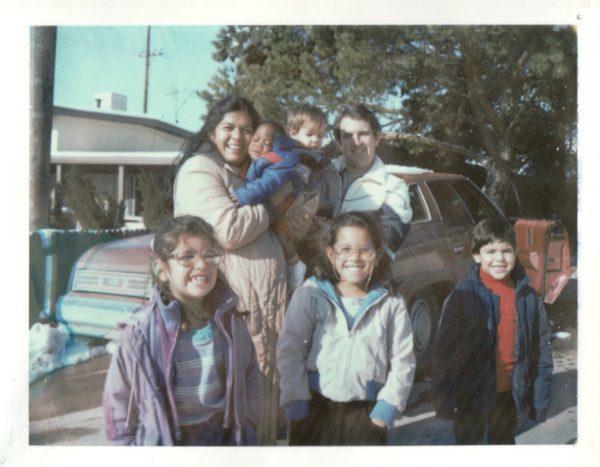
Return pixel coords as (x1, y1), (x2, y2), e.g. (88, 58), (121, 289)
(55, 168), (573, 369)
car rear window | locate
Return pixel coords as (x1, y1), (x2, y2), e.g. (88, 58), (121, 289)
(449, 179), (500, 223)
(408, 183), (429, 223)
(427, 179), (500, 226)
(427, 180), (474, 226)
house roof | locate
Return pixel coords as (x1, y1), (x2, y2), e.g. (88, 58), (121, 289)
(51, 105), (195, 165)
(53, 105), (195, 140)
(51, 151), (180, 166)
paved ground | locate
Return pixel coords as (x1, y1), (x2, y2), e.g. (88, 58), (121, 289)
(29, 353), (110, 445)
(28, 342), (577, 446)
(29, 279), (578, 446)
(387, 345), (577, 445)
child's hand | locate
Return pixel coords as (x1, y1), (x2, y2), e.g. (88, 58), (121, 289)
(370, 417), (386, 428)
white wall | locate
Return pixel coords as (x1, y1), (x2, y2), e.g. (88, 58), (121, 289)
(52, 114), (185, 152)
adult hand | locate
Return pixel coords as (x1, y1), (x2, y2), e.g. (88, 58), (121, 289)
(286, 207), (315, 239)
(285, 192), (320, 240)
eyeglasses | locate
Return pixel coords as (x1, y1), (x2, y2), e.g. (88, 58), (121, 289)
(169, 249), (222, 267)
(332, 245), (377, 260)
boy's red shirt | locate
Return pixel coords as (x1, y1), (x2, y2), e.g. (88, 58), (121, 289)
(480, 269), (517, 392)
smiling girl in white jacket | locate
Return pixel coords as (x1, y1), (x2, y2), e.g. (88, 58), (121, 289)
(276, 211), (415, 445)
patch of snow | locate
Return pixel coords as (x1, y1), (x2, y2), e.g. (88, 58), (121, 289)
(105, 340), (119, 354)
(552, 331), (571, 340)
(29, 322), (109, 384)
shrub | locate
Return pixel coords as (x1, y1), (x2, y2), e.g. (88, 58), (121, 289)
(62, 171), (125, 229)
(138, 170), (173, 229)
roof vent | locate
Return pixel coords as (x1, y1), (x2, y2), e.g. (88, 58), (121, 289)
(93, 92), (127, 111)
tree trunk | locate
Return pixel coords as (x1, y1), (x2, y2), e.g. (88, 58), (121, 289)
(30, 26), (57, 231)
(482, 158), (511, 213)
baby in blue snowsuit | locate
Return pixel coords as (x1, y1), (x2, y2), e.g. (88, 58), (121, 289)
(234, 105), (328, 290)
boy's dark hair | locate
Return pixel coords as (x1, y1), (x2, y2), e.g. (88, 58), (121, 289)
(333, 104), (381, 143)
(471, 217), (516, 254)
(151, 215), (228, 307)
(258, 120), (286, 137)
(313, 211), (399, 294)
(287, 104), (327, 133)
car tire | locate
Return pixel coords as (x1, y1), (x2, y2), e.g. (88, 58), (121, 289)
(408, 289), (439, 374)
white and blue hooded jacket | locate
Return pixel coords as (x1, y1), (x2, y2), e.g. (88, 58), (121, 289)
(276, 277), (416, 428)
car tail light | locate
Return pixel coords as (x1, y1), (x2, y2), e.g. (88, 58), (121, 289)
(72, 270), (152, 299)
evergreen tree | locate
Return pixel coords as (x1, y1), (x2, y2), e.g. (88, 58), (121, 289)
(62, 171), (125, 230)
(201, 25), (577, 215)
(138, 170), (173, 229)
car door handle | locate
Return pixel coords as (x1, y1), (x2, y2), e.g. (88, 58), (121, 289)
(452, 245), (464, 254)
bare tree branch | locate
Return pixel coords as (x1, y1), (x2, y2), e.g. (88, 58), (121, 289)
(381, 131), (488, 163)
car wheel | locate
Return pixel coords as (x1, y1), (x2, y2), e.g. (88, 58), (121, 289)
(408, 289), (439, 372)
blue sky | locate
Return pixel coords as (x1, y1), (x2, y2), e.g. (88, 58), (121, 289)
(54, 26), (223, 131)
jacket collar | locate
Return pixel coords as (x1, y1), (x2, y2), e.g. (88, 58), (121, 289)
(332, 155), (386, 184)
(197, 142), (226, 166)
(308, 276), (388, 312)
(152, 282), (238, 333)
(470, 261), (530, 295)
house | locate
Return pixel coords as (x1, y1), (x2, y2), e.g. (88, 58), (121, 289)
(51, 92), (194, 227)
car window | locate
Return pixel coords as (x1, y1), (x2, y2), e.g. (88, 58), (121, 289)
(427, 180), (473, 226)
(449, 179), (500, 223)
(408, 183), (429, 223)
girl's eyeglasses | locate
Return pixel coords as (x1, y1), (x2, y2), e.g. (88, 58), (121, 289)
(333, 245), (376, 260)
(169, 249), (222, 267)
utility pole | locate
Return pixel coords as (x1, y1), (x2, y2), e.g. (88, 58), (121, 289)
(142, 26), (150, 114)
(30, 26), (57, 230)
(139, 26), (164, 114)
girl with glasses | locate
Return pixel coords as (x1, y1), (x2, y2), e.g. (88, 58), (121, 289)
(277, 211), (416, 445)
(103, 215), (261, 446)
(173, 96), (287, 444)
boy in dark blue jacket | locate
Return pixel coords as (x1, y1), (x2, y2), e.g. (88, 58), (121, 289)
(432, 217), (553, 444)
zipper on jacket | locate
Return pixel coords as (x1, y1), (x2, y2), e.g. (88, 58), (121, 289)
(125, 358), (138, 429)
(336, 169), (343, 215)
(155, 307), (183, 442)
(321, 285), (388, 399)
(213, 307), (235, 430)
(348, 291), (389, 333)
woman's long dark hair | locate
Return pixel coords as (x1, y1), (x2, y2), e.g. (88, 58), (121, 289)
(163, 96), (260, 203)
(176, 96), (261, 172)
(313, 211), (399, 295)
